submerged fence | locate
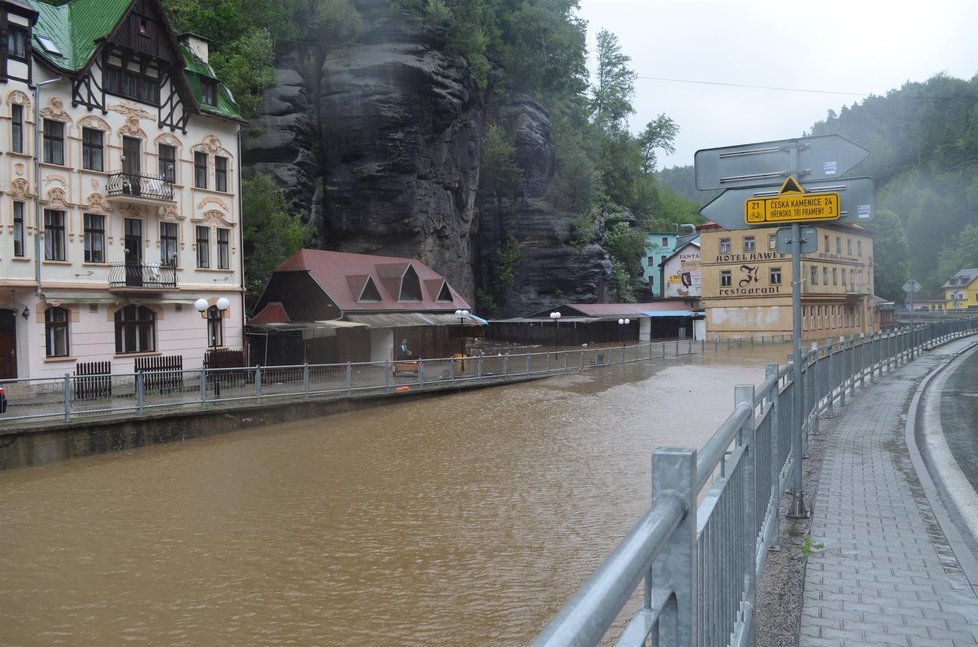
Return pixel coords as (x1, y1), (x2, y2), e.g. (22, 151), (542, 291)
(0, 336), (780, 426)
(531, 318), (978, 647)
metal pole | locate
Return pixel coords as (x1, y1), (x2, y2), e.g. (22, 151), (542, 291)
(788, 220), (809, 516)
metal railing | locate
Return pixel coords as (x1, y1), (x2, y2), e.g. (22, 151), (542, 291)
(0, 337), (751, 426)
(107, 261), (178, 289)
(105, 171), (175, 202)
(532, 318), (978, 647)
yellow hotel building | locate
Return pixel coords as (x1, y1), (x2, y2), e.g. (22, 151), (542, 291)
(699, 222), (878, 341)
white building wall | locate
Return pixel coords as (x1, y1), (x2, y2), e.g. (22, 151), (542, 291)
(2, 65), (243, 381)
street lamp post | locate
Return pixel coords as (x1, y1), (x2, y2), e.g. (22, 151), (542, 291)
(618, 318), (630, 347)
(454, 309), (468, 370)
(195, 297), (230, 396)
(549, 311), (561, 351)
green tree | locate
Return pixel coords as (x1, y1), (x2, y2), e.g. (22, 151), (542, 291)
(865, 209), (909, 303)
(482, 125), (522, 198)
(242, 176), (313, 308)
(637, 114), (678, 174)
(937, 224), (978, 281)
(210, 27), (276, 118)
(588, 29), (635, 134)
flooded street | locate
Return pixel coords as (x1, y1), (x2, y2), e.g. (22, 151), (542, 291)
(0, 344), (790, 646)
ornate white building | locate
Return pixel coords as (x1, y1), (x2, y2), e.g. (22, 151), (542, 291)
(1, 0), (244, 380)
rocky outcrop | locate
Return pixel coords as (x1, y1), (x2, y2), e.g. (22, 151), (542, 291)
(244, 3), (617, 315)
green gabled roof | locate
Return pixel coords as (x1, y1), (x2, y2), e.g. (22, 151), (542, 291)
(27, 0), (130, 72)
(180, 43), (242, 122)
(24, 0), (243, 123)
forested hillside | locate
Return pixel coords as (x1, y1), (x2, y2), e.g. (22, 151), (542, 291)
(659, 74), (978, 303)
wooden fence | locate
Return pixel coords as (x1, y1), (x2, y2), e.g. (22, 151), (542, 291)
(74, 361), (112, 400)
(135, 355), (183, 393)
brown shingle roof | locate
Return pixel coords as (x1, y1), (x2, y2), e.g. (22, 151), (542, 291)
(273, 249), (469, 313)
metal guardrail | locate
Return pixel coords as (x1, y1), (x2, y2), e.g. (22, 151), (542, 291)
(107, 262), (178, 289)
(532, 318), (978, 647)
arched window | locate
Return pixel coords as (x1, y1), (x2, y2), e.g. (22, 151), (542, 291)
(207, 305), (224, 348)
(114, 305), (156, 354)
(45, 307), (69, 357)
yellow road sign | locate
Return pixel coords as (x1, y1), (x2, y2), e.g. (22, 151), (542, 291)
(743, 176), (840, 224)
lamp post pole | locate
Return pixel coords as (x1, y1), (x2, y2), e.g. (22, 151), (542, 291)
(617, 318), (629, 347)
(454, 309), (468, 369)
(549, 311), (561, 351)
(196, 297), (230, 396)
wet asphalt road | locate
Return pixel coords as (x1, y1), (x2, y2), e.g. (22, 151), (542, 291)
(941, 344), (978, 492)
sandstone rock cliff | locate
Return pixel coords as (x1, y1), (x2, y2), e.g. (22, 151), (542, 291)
(243, 3), (616, 316)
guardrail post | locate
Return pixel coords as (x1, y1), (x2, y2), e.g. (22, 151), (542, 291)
(826, 341), (835, 418)
(136, 370), (145, 416)
(199, 369), (207, 405)
(63, 373), (71, 422)
(765, 364), (781, 551)
(255, 366), (263, 403)
(303, 364), (310, 399)
(478, 355), (484, 378)
(649, 447), (697, 647)
(449, 356), (456, 382)
(346, 362), (353, 395)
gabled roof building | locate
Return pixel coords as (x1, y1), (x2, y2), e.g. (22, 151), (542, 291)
(248, 249), (477, 365)
(942, 268), (978, 311)
(1, 0), (245, 381)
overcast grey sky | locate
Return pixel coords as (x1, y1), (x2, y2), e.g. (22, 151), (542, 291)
(576, 0), (978, 169)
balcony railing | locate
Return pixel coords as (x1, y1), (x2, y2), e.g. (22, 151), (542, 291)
(106, 172), (174, 202)
(108, 262), (177, 290)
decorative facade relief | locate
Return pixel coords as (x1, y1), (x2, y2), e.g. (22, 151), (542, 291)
(45, 187), (68, 210)
(195, 196), (229, 212)
(158, 204), (184, 222)
(7, 90), (30, 110)
(40, 97), (72, 123)
(108, 102), (153, 122)
(11, 178), (30, 200)
(155, 132), (183, 148)
(118, 115), (147, 140)
(79, 115), (112, 132)
(86, 193), (110, 215)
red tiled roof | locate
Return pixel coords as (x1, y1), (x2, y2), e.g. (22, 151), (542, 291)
(273, 249), (470, 313)
(250, 302), (291, 324)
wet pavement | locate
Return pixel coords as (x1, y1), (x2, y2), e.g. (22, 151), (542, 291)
(800, 337), (978, 646)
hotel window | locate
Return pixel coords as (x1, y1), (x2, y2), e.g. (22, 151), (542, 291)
(822, 267), (829, 285)
(82, 128), (104, 171)
(114, 305), (156, 354)
(770, 267), (782, 285)
(768, 233), (777, 250)
(43, 119), (65, 165)
(824, 234), (829, 251)
(161, 222), (178, 266)
(196, 225), (210, 268)
(104, 62), (160, 105)
(847, 239), (852, 256)
(13, 201), (25, 257)
(83, 214), (105, 263)
(216, 228), (230, 269)
(810, 266), (818, 285)
(201, 78), (218, 106)
(832, 267), (838, 285)
(7, 27), (27, 60)
(159, 144), (176, 183)
(743, 236), (755, 252)
(45, 307), (70, 357)
(661, 237), (668, 246)
(835, 237), (841, 254)
(194, 151), (207, 188)
(719, 238), (731, 253)
(857, 240), (862, 256)
(44, 209), (66, 260)
(647, 256), (654, 265)
(720, 270), (731, 287)
(215, 156), (228, 192)
(11, 104), (24, 153)
(206, 306), (224, 348)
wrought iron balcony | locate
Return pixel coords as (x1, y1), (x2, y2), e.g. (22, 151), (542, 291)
(108, 262), (178, 290)
(106, 172), (174, 203)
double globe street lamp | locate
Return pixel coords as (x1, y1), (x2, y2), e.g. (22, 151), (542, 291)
(549, 311), (561, 351)
(618, 318), (630, 347)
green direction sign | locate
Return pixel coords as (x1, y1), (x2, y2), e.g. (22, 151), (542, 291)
(699, 177), (875, 231)
(694, 135), (870, 191)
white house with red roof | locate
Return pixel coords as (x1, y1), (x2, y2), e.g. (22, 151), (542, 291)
(248, 249), (479, 365)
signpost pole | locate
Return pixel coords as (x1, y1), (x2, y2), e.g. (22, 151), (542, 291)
(788, 220), (808, 517)
(787, 143), (809, 519)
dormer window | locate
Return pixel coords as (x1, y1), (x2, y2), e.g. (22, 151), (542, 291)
(7, 27), (28, 60)
(103, 57), (160, 105)
(399, 266), (422, 301)
(201, 78), (217, 106)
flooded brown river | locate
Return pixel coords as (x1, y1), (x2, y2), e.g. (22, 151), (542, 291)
(0, 344), (791, 646)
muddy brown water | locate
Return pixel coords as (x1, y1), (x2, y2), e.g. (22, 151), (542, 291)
(0, 345), (790, 646)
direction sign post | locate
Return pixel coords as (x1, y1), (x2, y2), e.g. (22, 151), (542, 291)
(695, 135), (876, 520)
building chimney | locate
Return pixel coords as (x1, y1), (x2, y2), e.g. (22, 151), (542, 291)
(179, 33), (209, 65)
